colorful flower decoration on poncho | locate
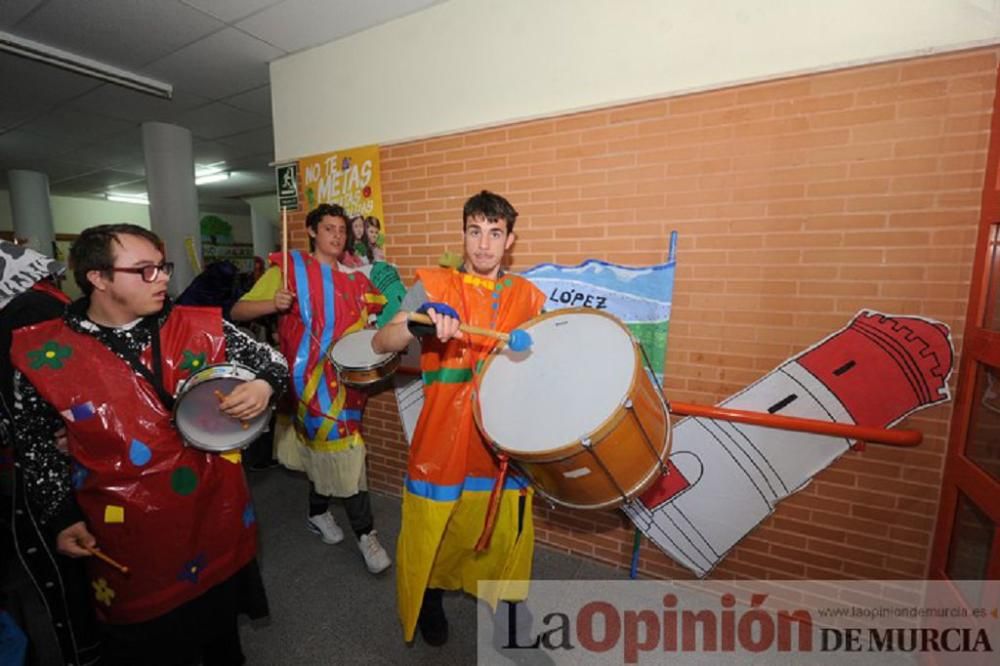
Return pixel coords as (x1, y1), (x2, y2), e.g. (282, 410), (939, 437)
(27, 341), (72, 370)
(93, 578), (115, 606)
(179, 350), (206, 373)
(178, 554), (207, 584)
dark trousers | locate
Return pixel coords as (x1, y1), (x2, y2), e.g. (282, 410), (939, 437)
(308, 484), (374, 537)
(98, 563), (268, 666)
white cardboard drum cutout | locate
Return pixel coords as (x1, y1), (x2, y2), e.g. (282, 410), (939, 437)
(478, 311), (635, 454)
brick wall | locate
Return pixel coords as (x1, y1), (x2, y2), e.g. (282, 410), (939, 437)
(295, 47), (999, 580)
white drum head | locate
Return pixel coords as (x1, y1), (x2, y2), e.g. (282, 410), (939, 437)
(477, 311), (636, 454)
(174, 364), (268, 452)
(329, 329), (393, 369)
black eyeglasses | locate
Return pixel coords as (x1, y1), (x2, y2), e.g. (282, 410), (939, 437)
(107, 262), (174, 282)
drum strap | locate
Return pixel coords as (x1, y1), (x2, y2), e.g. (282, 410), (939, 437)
(108, 318), (175, 411)
(474, 453), (510, 552)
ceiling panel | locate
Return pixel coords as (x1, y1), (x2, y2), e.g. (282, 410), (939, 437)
(0, 128), (85, 160)
(145, 27), (284, 100)
(12, 0), (225, 69)
(0, 156), (98, 188)
(237, 0), (443, 53)
(51, 169), (146, 195)
(228, 154), (277, 172)
(197, 167), (274, 198)
(70, 84), (212, 124)
(223, 84), (271, 116)
(178, 102), (269, 140)
(193, 138), (257, 166)
(0, 100), (49, 132)
(178, 0), (284, 24)
(19, 107), (138, 143)
(0, 0), (44, 28)
(0, 53), (104, 105)
(216, 125), (274, 157)
(60, 132), (148, 174)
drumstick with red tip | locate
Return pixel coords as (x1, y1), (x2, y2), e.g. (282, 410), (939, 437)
(407, 313), (533, 352)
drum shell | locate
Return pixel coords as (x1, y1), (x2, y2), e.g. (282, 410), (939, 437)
(476, 309), (672, 510)
(333, 352), (401, 387)
(328, 329), (400, 388)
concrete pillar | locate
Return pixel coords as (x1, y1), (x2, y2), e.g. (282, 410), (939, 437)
(249, 205), (275, 259)
(142, 121), (200, 296)
(8, 169), (55, 256)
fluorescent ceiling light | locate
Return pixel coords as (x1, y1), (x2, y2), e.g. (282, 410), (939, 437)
(0, 30), (172, 99)
(106, 193), (149, 205)
(195, 171), (231, 185)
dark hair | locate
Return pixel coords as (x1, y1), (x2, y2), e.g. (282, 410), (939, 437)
(70, 224), (163, 296)
(462, 190), (518, 233)
(305, 203), (348, 251)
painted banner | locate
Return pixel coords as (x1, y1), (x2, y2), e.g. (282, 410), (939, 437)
(521, 232), (677, 380)
(392, 233), (678, 443)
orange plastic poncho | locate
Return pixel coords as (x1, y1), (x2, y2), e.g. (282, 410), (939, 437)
(396, 267), (545, 641)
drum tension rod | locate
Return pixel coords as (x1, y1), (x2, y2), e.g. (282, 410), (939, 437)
(581, 436), (631, 506)
(637, 346), (673, 477)
(625, 399), (671, 478)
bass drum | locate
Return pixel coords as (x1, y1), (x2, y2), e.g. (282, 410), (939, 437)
(475, 308), (671, 510)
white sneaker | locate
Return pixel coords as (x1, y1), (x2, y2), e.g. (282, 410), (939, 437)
(358, 531), (391, 574)
(307, 512), (344, 544)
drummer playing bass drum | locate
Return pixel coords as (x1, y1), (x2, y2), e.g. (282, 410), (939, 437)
(231, 203), (393, 575)
(10, 224), (288, 664)
(372, 190), (546, 646)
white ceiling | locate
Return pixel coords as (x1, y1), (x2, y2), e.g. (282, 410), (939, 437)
(0, 0), (444, 213)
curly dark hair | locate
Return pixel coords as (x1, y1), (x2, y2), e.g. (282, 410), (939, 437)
(305, 203), (349, 251)
(462, 190), (518, 233)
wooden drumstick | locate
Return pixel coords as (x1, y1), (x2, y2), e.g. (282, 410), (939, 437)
(281, 207), (289, 291)
(84, 544), (129, 575)
(407, 313), (533, 351)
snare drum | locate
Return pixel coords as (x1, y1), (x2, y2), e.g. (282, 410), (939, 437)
(174, 363), (269, 452)
(475, 309), (671, 510)
(329, 329), (400, 387)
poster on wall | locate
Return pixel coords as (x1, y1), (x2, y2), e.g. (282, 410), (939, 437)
(299, 144), (385, 267)
(298, 144), (404, 325)
(521, 232), (677, 381)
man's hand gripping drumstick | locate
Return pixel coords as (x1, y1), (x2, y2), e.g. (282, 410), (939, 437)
(57, 522), (130, 574)
(372, 302), (533, 354)
(407, 311), (533, 352)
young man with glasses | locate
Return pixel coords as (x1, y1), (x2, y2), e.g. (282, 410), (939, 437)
(10, 224), (288, 665)
(373, 191), (546, 646)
